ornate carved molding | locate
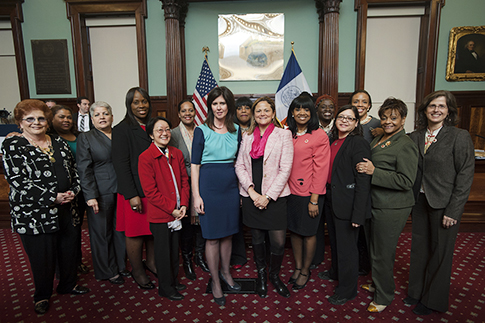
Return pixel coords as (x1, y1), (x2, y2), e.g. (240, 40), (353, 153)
(315, 0), (341, 22)
(161, 0), (187, 21)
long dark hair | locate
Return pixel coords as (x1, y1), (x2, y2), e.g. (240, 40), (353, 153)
(205, 86), (236, 133)
(330, 105), (363, 140)
(123, 87), (152, 125)
(416, 90), (459, 130)
(287, 92), (320, 138)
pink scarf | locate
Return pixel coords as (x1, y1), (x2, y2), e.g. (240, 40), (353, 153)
(250, 123), (275, 159)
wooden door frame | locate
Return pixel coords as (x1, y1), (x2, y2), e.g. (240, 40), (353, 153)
(1, 0), (29, 100)
(65, 0), (148, 101)
(354, 0), (445, 109)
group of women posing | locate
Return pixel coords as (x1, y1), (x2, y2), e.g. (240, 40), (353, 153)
(2, 87), (474, 316)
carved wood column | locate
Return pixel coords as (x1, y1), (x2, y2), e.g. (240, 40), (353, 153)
(316, 0), (341, 101)
(161, 0), (186, 115)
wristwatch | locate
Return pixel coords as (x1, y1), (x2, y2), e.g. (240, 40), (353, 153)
(309, 201), (318, 206)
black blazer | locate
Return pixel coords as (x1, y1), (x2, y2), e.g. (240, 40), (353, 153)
(73, 112), (93, 132)
(112, 119), (151, 200)
(77, 128), (117, 200)
(329, 135), (372, 225)
(409, 126), (475, 220)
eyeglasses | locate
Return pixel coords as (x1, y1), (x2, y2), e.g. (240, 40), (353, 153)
(428, 104), (447, 110)
(154, 128), (171, 134)
(22, 117), (47, 123)
(337, 115), (357, 122)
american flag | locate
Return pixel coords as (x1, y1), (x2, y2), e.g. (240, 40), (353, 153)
(192, 58), (218, 126)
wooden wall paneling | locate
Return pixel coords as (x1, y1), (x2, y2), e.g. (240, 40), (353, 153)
(0, 0), (29, 100)
(65, 0), (148, 102)
(468, 106), (485, 150)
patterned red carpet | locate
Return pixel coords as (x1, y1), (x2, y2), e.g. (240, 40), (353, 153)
(1, 229), (484, 323)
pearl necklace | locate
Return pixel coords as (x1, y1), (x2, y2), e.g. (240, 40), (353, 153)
(296, 128), (307, 136)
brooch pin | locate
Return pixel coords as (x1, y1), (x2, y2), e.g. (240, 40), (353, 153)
(381, 141), (391, 148)
(304, 139), (309, 144)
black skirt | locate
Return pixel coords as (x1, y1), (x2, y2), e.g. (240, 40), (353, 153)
(287, 194), (324, 236)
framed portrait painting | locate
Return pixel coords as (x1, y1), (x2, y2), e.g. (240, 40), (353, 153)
(446, 25), (485, 82)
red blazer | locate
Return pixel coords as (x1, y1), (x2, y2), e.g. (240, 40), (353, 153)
(138, 143), (190, 223)
(288, 128), (330, 196)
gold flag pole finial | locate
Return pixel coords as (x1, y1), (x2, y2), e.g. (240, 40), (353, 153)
(202, 46), (210, 59)
(291, 41), (294, 52)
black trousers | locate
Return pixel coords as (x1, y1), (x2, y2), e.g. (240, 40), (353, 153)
(86, 193), (126, 280)
(20, 207), (78, 303)
(180, 216), (205, 254)
(408, 193), (460, 312)
(150, 222), (180, 297)
(326, 192), (360, 299)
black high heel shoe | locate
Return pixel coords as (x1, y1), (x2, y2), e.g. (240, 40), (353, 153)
(288, 268), (301, 285)
(219, 271), (241, 291)
(292, 271), (311, 290)
(142, 260), (158, 278)
(211, 280), (226, 306)
(131, 272), (155, 290)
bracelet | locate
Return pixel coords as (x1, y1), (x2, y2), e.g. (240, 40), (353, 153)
(265, 195), (271, 201)
(309, 201), (318, 206)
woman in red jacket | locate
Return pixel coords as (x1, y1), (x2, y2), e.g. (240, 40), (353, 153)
(138, 116), (190, 301)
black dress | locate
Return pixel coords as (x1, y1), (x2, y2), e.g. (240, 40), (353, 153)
(242, 157), (287, 230)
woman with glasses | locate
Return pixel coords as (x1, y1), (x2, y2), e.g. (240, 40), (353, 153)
(317, 105), (371, 305)
(356, 98), (418, 313)
(139, 117), (190, 301)
(2, 100), (90, 315)
(404, 91), (474, 315)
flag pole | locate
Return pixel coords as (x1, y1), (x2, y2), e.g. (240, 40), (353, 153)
(291, 41), (295, 55)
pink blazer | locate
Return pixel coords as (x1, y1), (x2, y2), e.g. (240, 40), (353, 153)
(235, 127), (293, 200)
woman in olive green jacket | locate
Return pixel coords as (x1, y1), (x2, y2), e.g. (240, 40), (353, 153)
(356, 97), (418, 313)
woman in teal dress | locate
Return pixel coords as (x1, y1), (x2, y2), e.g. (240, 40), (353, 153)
(191, 86), (241, 306)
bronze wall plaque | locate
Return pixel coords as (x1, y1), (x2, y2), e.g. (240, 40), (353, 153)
(31, 39), (71, 94)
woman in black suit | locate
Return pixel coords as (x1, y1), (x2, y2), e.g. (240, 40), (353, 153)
(112, 87), (156, 289)
(405, 90), (475, 315)
(318, 105), (372, 305)
(77, 101), (126, 284)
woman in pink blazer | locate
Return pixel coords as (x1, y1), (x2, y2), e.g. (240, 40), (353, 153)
(235, 97), (293, 299)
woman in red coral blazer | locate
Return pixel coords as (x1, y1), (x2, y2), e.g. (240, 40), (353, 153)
(285, 93), (330, 291)
(138, 117), (190, 301)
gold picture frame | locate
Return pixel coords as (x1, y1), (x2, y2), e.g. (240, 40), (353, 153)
(446, 25), (485, 82)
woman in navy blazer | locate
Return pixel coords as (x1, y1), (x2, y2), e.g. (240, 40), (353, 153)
(318, 105), (372, 305)
(77, 101), (126, 284)
(112, 87), (156, 290)
(405, 91), (475, 315)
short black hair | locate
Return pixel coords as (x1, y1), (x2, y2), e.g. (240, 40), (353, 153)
(286, 92), (319, 138)
(77, 96), (89, 105)
(235, 97), (253, 108)
(378, 97), (408, 119)
(146, 116), (172, 137)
